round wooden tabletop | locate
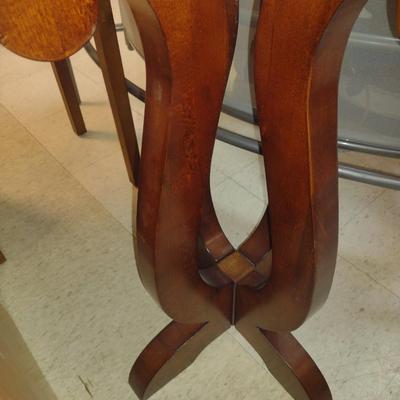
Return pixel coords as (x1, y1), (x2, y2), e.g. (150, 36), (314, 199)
(0, 0), (98, 62)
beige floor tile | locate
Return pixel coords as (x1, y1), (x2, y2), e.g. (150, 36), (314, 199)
(211, 177), (265, 248)
(149, 332), (291, 400)
(0, 47), (48, 87)
(295, 256), (400, 399)
(0, 104), (22, 135)
(339, 188), (400, 297)
(338, 150), (399, 228)
(230, 157), (268, 202)
(212, 140), (257, 180)
(73, 150), (133, 233)
(0, 66), (66, 124)
(338, 178), (384, 227)
(1, 67), (123, 173)
(227, 151), (385, 229)
(0, 111), (164, 400)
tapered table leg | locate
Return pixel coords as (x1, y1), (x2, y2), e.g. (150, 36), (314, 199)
(93, 0), (140, 186)
(0, 251), (5, 264)
(51, 59), (86, 136)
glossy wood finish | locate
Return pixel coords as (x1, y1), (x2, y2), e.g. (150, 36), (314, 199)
(0, 0), (97, 62)
(127, 0), (238, 397)
(236, 0), (365, 396)
(238, 328), (331, 400)
(236, 0), (368, 331)
(130, 320), (229, 400)
(94, 0), (140, 186)
(397, 0), (400, 36)
(128, 0), (238, 323)
(0, 0), (139, 184)
(127, 0), (366, 399)
(52, 59), (86, 136)
(0, 1), (97, 137)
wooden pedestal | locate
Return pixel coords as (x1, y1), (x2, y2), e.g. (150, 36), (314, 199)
(126, 0), (367, 398)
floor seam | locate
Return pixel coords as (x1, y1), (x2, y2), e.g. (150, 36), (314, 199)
(0, 102), (134, 237)
(339, 187), (385, 230)
(338, 254), (400, 301)
(227, 175), (266, 204)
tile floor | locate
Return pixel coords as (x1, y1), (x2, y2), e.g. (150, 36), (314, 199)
(1, 2), (400, 399)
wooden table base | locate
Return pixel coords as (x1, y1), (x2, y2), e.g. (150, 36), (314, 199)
(130, 281), (332, 400)
(126, 0), (366, 398)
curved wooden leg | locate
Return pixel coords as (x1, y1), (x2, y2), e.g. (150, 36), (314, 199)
(0, 250), (5, 264)
(51, 59), (86, 136)
(236, 320), (332, 400)
(396, 0), (400, 37)
(129, 320), (229, 400)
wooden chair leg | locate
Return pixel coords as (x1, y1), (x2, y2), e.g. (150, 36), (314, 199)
(0, 251), (5, 264)
(69, 59), (81, 105)
(397, 0), (400, 37)
(51, 59), (86, 136)
(235, 320), (332, 400)
(129, 320), (229, 400)
(93, 0), (140, 186)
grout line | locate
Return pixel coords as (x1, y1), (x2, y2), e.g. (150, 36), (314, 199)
(228, 158), (268, 202)
(339, 186), (385, 230)
(229, 174), (267, 203)
(226, 329), (268, 370)
(211, 169), (230, 190)
(0, 58), (49, 87)
(0, 102), (134, 237)
(338, 254), (400, 301)
(221, 175), (266, 205)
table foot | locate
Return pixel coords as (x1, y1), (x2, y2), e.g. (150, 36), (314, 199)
(129, 320), (229, 399)
(236, 320), (332, 400)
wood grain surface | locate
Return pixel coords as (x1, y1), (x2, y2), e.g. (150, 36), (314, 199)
(235, 0), (368, 333)
(52, 58), (86, 135)
(128, 0), (238, 324)
(127, 0), (238, 397)
(0, 0), (98, 61)
(126, 0), (366, 398)
(397, 0), (400, 36)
